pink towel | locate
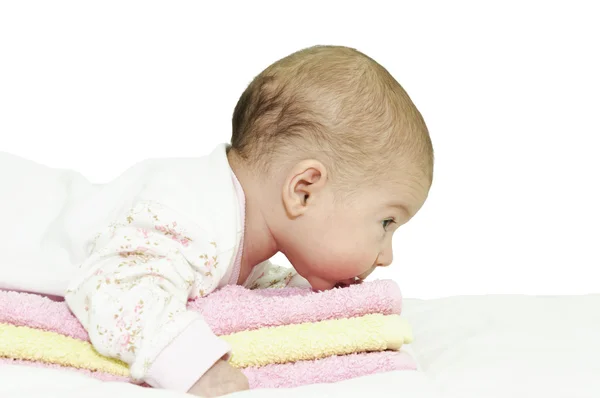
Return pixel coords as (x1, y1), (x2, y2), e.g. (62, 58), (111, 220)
(0, 279), (402, 339)
(0, 358), (135, 384)
(0, 279), (414, 389)
(0, 351), (416, 389)
(244, 351), (417, 389)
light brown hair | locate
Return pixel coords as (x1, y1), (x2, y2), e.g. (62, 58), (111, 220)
(230, 45), (433, 189)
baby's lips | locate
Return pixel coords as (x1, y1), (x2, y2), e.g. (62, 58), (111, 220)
(334, 277), (362, 288)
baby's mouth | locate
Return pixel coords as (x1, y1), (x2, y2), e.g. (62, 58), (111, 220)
(334, 277), (363, 288)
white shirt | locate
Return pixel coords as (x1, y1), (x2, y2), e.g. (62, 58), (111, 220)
(0, 144), (308, 391)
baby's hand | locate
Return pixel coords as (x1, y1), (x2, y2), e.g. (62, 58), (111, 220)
(188, 359), (249, 397)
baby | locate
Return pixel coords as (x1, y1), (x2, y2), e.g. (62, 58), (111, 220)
(62, 45), (433, 396)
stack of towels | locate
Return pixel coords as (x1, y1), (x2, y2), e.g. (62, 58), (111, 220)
(0, 279), (416, 389)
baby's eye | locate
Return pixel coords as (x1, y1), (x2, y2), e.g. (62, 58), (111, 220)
(382, 219), (395, 230)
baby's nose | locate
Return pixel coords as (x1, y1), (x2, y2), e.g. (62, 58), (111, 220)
(376, 248), (393, 267)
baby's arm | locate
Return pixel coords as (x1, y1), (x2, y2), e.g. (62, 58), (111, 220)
(65, 201), (232, 392)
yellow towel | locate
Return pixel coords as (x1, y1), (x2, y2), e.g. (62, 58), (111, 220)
(0, 322), (129, 376)
(0, 313), (411, 375)
(224, 313), (411, 367)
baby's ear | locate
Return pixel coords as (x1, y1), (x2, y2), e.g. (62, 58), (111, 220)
(282, 159), (327, 218)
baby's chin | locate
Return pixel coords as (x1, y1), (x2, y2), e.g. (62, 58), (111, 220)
(307, 276), (362, 292)
(305, 276), (337, 292)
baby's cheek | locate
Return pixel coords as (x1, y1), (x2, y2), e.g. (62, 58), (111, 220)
(304, 234), (367, 279)
(328, 253), (364, 278)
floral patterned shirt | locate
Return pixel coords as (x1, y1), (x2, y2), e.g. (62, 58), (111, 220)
(65, 172), (307, 392)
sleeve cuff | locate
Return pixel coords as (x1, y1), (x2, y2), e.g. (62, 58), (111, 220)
(288, 273), (312, 288)
(144, 319), (231, 392)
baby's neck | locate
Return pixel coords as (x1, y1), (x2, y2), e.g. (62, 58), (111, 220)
(227, 151), (279, 284)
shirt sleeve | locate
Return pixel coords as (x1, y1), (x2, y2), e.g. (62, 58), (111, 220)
(65, 200), (231, 392)
(243, 260), (312, 289)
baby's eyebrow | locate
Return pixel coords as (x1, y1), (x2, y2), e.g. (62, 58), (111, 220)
(388, 203), (411, 218)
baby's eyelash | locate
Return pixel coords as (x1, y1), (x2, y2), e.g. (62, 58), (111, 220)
(382, 218), (396, 229)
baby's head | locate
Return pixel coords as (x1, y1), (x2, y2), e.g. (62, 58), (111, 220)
(228, 45), (433, 290)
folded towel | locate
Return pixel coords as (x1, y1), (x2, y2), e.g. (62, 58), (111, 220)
(0, 350), (417, 389)
(0, 279), (401, 338)
(0, 314), (410, 372)
(0, 280), (413, 388)
(223, 313), (410, 367)
(243, 351), (417, 389)
(0, 323), (129, 376)
(0, 358), (134, 384)
(191, 279), (402, 335)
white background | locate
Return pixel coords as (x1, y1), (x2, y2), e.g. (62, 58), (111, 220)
(1, 1), (598, 299)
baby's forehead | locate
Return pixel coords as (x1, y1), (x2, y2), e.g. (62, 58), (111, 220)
(361, 170), (430, 203)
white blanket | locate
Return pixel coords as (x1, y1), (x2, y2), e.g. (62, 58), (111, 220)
(2, 294), (599, 397)
(0, 364), (438, 398)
